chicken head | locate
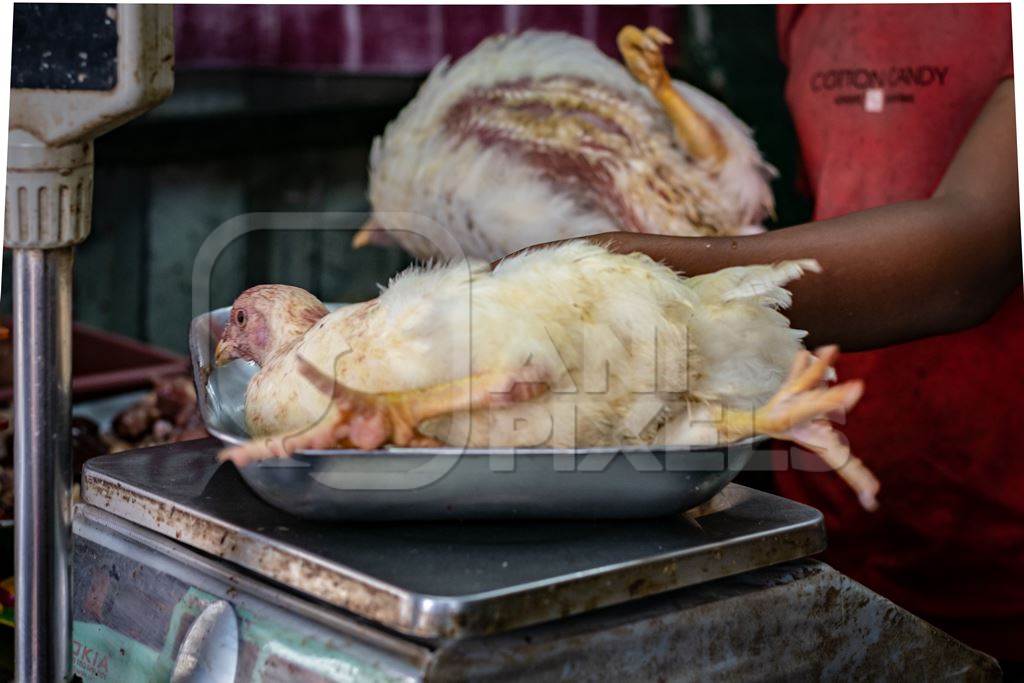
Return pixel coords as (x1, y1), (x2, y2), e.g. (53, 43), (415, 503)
(215, 285), (328, 366)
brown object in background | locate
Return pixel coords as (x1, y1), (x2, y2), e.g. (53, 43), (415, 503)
(0, 373), (210, 520)
(0, 319), (190, 404)
(112, 393), (160, 441)
(70, 417), (110, 482)
(106, 375), (209, 452)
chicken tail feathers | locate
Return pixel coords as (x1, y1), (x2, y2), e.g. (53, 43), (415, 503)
(689, 259), (821, 310)
(683, 259), (823, 407)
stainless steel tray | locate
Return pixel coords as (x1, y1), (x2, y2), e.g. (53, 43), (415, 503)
(191, 306), (762, 520)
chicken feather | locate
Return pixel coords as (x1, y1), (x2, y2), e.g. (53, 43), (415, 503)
(363, 30), (776, 261)
(237, 243), (804, 441)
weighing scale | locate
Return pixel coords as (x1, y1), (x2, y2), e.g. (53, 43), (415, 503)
(7, 5), (173, 679)
(70, 440), (999, 681)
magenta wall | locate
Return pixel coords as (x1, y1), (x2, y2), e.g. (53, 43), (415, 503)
(173, 5), (680, 73)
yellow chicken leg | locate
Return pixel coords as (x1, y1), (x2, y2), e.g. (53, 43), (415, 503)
(219, 358), (550, 466)
(617, 25), (727, 167)
(718, 345), (880, 511)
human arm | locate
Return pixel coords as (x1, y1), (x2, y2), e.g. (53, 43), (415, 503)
(556, 80), (1021, 350)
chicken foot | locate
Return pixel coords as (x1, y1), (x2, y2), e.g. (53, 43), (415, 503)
(219, 358), (551, 466)
(616, 25), (727, 167)
(717, 345), (880, 511)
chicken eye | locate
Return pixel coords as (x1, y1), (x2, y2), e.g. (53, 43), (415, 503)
(235, 310), (246, 326)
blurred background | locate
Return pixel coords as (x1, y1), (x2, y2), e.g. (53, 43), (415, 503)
(2, 4), (808, 355)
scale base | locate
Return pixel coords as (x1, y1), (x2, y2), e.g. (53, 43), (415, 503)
(72, 503), (1000, 680)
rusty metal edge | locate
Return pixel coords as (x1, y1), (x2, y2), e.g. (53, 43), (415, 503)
(80, 468), (422, 634)
(416, 512), (826, 638)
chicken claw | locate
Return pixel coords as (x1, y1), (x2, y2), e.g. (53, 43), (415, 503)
(617, 25), (727, 166)
(617, 25), (673, 91)
(219, 358), (550, 466)
(719, 345), (880, 511)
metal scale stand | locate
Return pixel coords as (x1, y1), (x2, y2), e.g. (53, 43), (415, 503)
(6, 5), (173, 680)
(71, 442), (999, 681)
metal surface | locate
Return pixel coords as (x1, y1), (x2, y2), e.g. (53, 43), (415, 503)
(72, 503), (1001, 681)
(191, 305), (763, 520)
(73, 504), (427, 681)
(8, 6), (174, 680)
(169, 600), (238, 682)
(235, 441), (758, 520)
(13, 248), (74, 681)
(427, 560), (1001, 681)
(81, 442), (826, 638)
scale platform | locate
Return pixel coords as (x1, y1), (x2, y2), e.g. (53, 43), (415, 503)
(81, 439), (826, 639)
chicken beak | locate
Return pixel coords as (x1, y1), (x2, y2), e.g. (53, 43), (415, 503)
(352, 226), (374, 249)
(214, 340), (233, 367)
(352, 218), (392, 249)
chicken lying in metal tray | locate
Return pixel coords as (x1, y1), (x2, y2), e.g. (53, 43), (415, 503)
(214, 242), (879, 511)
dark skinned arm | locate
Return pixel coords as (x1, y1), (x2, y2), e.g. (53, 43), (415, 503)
(516, 79), (1021, 351)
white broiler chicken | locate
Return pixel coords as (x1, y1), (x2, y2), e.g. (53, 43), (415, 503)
(356, 26), (776, 261)
(214, 244), (878, 510)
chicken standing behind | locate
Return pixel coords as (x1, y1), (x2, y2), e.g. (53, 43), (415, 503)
(357, 26), (776, 261)
(215, 243), (878, 510)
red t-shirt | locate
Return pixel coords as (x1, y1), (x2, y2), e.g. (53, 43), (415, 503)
(776, 4), (1023, 658)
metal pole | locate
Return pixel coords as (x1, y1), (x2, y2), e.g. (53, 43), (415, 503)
(13, 248), (74, 681)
